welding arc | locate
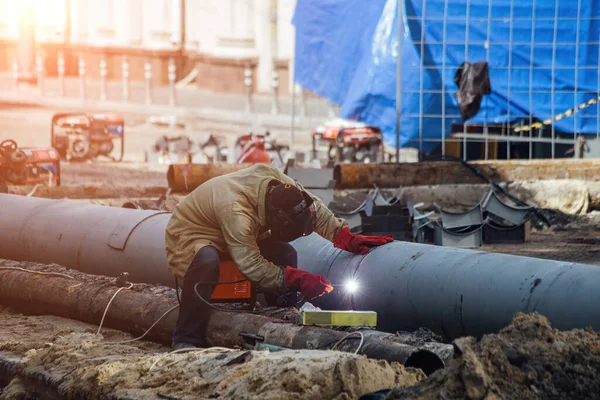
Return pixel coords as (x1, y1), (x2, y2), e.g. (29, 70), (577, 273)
(514, 95), (600, 133)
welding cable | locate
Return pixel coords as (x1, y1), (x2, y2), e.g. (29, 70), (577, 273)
(193, 281), (295, 314)
(104, 304), (180, 345)
(96, 283), (134, 335)
(193, 280), (250, 312)
(148, 346), (231, 372)
(0, 266), (75, 280)
(330, 331), (364, 355)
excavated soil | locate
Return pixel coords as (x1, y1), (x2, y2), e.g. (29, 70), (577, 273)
(385, 313), (600, 400)
(0, 307), (424, 400)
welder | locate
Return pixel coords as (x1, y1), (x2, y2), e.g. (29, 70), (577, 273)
(165, 164), (393, 350)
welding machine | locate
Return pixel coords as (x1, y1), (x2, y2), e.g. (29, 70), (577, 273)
(210, 258), (256, 303)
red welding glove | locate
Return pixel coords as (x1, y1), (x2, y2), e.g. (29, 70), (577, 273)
(284, 266), (334, 299)
(333, 226), (394, 255)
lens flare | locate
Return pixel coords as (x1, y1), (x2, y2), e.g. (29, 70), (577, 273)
(345, 279), (359, 294)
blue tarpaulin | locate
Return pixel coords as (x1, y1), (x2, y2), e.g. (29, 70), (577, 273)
(293, 0), (600, 151)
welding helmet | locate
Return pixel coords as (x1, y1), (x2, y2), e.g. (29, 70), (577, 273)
(266, 181), (317, 242)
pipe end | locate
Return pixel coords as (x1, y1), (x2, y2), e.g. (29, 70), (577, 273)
(404, 350), (445, 376)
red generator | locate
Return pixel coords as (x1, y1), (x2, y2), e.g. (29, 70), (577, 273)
(312, 122), (384, 163)
(0, 140), (60, 187)
(51, 113), (125, 162)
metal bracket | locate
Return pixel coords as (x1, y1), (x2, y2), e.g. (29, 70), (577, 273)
(481, 190), (534, 226)
(433, 220), (486, 248)
(435, 203), (484, 230)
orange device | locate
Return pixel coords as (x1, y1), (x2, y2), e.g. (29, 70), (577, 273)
(210, 259), (255, 303)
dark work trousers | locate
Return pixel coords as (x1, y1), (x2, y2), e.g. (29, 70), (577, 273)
(172, 238), (298, 347)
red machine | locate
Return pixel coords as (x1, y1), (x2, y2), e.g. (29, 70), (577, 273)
(0, 140), (60, 187)
(51, 113), (125, 162)
(312, 122), (384, 163)
(236, 133), (273, 164)
(210, 259), (255, 303)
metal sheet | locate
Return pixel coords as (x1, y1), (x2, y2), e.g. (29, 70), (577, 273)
(345, 213), (363, 232)
(286, 167), (335, 189)
(438, 204), (484, 229)
(309, 189), (334, 208)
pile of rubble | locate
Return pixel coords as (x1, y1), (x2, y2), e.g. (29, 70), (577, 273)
(386, 313), (600, 400)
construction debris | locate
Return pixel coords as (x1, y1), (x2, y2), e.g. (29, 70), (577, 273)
(385, 313), (600, 400)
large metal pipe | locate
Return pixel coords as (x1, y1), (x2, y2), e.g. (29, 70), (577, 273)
(2, 194), (600, 341)
(0, 194), (449, 372)
(291, 234), (600, 339)
(0, 193), (174, 287)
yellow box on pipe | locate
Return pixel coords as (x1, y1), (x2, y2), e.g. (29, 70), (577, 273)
(300, 310), (377, 327)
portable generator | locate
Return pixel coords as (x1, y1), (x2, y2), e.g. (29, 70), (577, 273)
(51, 112), (125, 162)
(210, 259), (255, 303)
(0, 140), (60, 186)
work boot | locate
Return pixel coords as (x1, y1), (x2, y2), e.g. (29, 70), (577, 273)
(171, 342), (198, 351)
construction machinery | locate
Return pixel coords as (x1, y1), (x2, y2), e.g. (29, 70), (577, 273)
(0, 139), (60, 188)
(51, 113), (125, 162)
(312, 119), (384, 163)
(145, 134), (195, 164)
(235, 132), (289, 167)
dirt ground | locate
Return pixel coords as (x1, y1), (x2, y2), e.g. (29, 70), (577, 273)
(3, 308), (600, 399)
(0, 307), (423, 400)
(385, 313), (600, 400)
(481, 211), (600, 265)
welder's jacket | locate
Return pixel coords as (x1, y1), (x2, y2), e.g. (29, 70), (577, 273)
(165, 164), (347, 291)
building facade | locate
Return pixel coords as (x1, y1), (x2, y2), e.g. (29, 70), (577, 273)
(0, 0), (297, 94)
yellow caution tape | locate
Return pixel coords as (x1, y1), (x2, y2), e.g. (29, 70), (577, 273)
(514, 96), (600, 133)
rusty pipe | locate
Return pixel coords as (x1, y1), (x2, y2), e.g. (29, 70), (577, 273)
(333, 159), (600, 189)
(167, 163), (253, 193)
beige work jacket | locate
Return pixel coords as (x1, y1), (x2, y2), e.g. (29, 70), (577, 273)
(165, 164), (347, 291)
